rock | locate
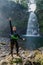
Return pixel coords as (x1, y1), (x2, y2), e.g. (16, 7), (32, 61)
(5, 55), (13, 61)
(0, 60), (10, 65)
(35, 54), (43, 63)
(21, 54), (25, 58)
(19, 47), (22, 50)
(38, 47), (43, 54)
(0, 43), (6, 45)
(6, 55), (23, 65)
(24, 51), (29, 57)
(0, 46), (43, 65)
(24, 60), (32, 65)
(1, 54), (6, 57)
(21, 50), (25, 54)
(28, 51), (35, 59)
(34, 50), (42, 56)
(0, 52), (8, 58)
(33, 62), (41, 65)
(0, 55), (22, 65)
(35, 53), (43, 59)
(13, 55), (21, 59)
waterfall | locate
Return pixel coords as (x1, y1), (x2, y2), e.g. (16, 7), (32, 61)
(26, 12), (40, 36)
(26, 0), (40, 36)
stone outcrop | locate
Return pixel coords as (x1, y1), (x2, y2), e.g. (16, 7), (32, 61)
(0, 45), (43, 65)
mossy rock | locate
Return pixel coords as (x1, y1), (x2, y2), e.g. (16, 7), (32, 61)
(34, 50), (42, 57)
(10, 57), (23, 65)
(13, 58), (22, 63)
(35, 54), (43, 65)
(41, 60), (43, 65)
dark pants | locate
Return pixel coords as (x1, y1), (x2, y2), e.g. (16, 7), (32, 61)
(10, 39), (19, 56)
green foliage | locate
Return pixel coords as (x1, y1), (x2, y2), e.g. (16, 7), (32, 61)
(13, 58), (22, 63)
(36, 0), (43, 10)
(16, 0), (28, 8)
(36, 0), (43, 33)
(21, 0), (28, 8)
(10, 58), (22, 64)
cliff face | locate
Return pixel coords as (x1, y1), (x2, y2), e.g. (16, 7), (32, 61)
(36, 0), (43, 34)
(0, 0), (43, 37)
(0, 0), (28, 37)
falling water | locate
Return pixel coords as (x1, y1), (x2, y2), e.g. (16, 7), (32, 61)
(26, 1), (40, 36)
(26, 12), (40, 36)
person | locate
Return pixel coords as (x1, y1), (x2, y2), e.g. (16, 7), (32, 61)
(9, 18), (25, 57)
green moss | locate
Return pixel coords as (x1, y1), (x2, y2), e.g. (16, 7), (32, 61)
(10, 58), (22, 64)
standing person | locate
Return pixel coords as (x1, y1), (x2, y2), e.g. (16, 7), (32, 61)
(9, 18), (25, 57)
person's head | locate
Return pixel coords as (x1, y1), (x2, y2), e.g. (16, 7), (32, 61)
(9, 17), (12, 21)
(12, 26), (16, 31)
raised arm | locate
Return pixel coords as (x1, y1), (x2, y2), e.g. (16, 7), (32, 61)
(9, 18), (13, 34)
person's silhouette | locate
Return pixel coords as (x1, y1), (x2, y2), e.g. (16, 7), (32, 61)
(9, 18), (25, 57)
